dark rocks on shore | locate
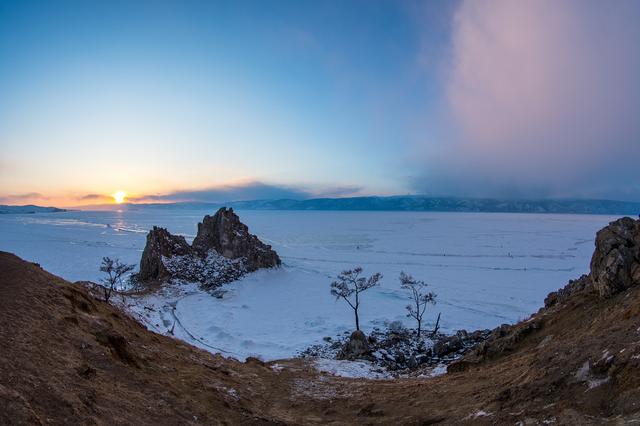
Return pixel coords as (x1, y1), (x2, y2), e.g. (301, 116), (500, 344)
(301, 326), (490, 373)
(137, 207), (280, 289)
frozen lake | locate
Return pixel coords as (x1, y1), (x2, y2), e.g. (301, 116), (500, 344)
(0, 209), (617, 360)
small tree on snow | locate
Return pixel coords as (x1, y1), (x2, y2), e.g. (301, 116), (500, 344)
(99, 257), (135, 303)
(330, 267), (382, 332)
(400, 271), (436, 341)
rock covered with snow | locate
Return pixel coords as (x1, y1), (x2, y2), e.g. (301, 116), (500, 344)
(590, 216), (640, 298)
(192, 207), (280, 271)
(137, 208), (280, 288)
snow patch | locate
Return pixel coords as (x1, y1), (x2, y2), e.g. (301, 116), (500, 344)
(270, 363), (285, 372)
(428, 364), (448, 377)
(586, 377), (610, 390)
(313, 358), (391, 380)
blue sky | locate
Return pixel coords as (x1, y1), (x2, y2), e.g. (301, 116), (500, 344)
(1, 0), (639, 206)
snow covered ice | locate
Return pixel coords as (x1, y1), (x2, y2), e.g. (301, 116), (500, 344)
(0, 209), (617, 361)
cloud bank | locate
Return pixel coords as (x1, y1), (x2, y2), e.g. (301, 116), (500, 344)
(417, 0), (640, 200)
(0, 192), (47, 204)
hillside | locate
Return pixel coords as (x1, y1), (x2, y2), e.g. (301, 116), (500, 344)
(1, 218), (640, 424)
(0, 205), (66, 214)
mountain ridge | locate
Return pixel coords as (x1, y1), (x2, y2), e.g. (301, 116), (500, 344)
(112, 196), (640, 215)
(0, 204), (67, 214)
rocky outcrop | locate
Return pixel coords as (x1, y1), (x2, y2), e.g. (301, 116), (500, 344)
(192, 208), (280, 271)
(545, 217), (640, 304)
(452, 216), (640, 372)
(590, 216), (640, 298)
(138, 227), (192, 282)
(137, 208), (280, 289)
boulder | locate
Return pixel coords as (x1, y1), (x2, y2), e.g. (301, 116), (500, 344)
(590, 217), (640, 298)
(192, 207), (281, 271)
(337, 330), (372, 361)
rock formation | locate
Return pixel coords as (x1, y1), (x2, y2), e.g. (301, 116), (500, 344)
(590, 216), (640, 298)
(192, 208), (281, 271)
(137, 208), (280, 289)
(543, 216), (640, 305)
(138, 227), (192, 282)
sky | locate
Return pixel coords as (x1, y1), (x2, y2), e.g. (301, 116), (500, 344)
(0, 0), (639, 207)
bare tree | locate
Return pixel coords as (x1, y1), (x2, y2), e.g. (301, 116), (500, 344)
(330, 267), (382, 331)
(99, 257), (135, 303)
(399, 272), (436, 341)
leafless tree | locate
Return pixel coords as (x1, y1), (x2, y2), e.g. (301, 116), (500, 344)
(99, 257), (135, 303)
(399, 272), (436, 341)
(330, 267), (382, 331)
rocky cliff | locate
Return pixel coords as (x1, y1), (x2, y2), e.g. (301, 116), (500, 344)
(137, 208), (280, 288)
(590, 216), (640, 297)
(192, 208), (281, 272)
(451, 217), (640, 385)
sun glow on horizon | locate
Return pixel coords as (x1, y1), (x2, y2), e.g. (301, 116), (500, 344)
(112, 191), (127, 204)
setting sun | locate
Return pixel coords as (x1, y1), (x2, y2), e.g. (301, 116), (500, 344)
(112, 191), (127, 204)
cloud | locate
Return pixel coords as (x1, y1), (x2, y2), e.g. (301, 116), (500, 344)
(77, 194), (111, 201)
(416, 0), (640, 200)
(132, 181), (313, 203)
(78, 193), (112, 202)
(0, 192), (47, 203)
(312, 185), (364, 198)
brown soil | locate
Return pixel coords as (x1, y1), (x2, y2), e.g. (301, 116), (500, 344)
(1, 251), (640, 425)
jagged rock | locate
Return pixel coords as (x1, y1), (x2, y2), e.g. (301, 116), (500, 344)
(337, 330), (372, 361)
(136, 209), (280, 289)
(192, 207), (280, 271)
(590, 217), (640, 298)
(138, 227), (192, 282)
(544, 275), (592, 307)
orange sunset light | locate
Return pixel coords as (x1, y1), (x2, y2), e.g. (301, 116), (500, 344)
(112, 191), (127, 204)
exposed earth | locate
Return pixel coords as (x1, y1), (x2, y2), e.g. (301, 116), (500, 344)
(1, 217), (640, 424)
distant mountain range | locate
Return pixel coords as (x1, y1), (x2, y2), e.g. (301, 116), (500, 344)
(123, 196), (640, 215)
(0, 205), (67, 214)
(5, 197), (639, 215)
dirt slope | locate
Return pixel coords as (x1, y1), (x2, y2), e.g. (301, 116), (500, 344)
(1, 233), (640, 425)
